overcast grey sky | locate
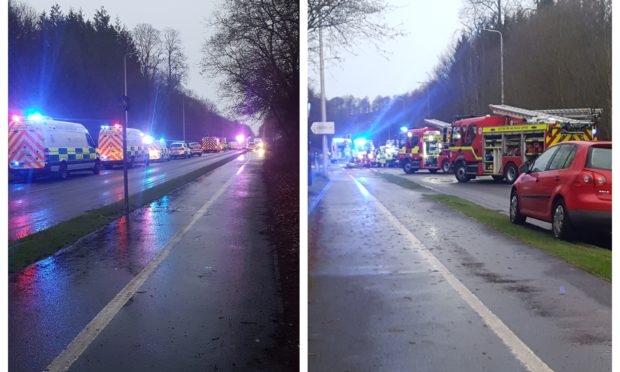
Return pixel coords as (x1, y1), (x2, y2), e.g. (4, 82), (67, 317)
(30, 0), (224, 108)
(310, 0), (464, 99)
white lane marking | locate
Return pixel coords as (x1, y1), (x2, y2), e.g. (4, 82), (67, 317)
(45, 160), (249, 372)
(351, 176), (553, 372)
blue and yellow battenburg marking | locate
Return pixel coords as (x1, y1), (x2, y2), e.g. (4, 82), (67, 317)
(46, 147), (99, 162)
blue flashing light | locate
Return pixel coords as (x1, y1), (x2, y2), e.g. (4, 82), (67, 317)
(159, 137), (165, 142)
(142, 135), (154, 145)
(101, 125), (110, 130)
(400, 126), (408, 133)
(27, 113), (44, 121)
(354, 138), (367, 147)
(12, 161), (20, 166)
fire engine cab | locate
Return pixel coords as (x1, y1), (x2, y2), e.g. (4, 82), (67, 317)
(448, 105), (600, 183)
(398, 127), (448, 174)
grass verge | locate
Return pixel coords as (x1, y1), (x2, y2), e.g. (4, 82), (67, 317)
(378, 172), (611, 281)
(9, 153), (242, 272)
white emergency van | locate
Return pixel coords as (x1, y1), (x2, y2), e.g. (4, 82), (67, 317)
(9, 114), (100, 180)
(98, 125), (150, 169)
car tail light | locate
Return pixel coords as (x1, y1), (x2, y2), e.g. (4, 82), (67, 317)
(575, 171), (595, 188)
(594, 173), (607, 186)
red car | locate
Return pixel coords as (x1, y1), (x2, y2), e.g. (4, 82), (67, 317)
(510, 141), (611, 239)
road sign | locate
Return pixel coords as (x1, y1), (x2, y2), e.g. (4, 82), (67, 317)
(311, 121), (335, 134)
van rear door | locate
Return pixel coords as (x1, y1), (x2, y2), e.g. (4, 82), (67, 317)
(9, 121), (46, 169)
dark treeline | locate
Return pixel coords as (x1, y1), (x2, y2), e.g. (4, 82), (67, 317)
(308, 0), (611, 150)
(9, 1), (251, 142)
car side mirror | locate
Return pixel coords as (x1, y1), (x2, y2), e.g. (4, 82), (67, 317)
(518, 162), (530, 174)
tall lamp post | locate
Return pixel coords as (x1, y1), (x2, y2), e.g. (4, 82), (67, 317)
(483, 28), (504, 105)
(123, 52), (137, 216)
(318, 26), (329, 176)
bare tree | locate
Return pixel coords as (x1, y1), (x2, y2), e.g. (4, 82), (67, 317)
(161, 28), (188, 90)
(200, 0), (299, 141)
(459, 0), (524, 32)
(308, 0), (398, 56)
(132, 23), (162, 81)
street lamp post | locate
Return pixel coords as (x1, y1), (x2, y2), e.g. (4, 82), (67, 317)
(318, 26), (328, 176)
(123, 52), (137, 216)
(483, 28), (504, 105)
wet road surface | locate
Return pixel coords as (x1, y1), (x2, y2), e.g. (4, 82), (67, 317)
(309, 168), (610, 371)
(9, 150), (243, 240)
(9, 151), (285, 371)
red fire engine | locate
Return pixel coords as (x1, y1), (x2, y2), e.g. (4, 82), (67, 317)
(398, 127), (450, 174)
(447, 105), (600, 183)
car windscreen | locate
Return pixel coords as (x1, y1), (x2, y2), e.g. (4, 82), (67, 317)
(587, 146), (611, 170)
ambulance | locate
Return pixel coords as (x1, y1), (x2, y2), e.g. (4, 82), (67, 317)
(145, 137), (171, 162)
(9, 113), (100, 180)
(98, 124), (150, 169)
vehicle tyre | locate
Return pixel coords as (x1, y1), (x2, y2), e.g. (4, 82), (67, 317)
(128, 157), (134, 168)
(504, 163), (519, 184)
(552, 199), (573, 240)
(509, 191), (526, 225)
(403, 161), (414, 174)
(199, 153), (202, 157)
(145, 155), (150, 167)
(103, 162), (112, 170)
(454, 162), (470, 183)
(57, 162), (68, 180)
(429, 169), (438, 174)
(92, 160), (101, 175)
(492, 175), (504, 182)
(441, 160), (451, 173)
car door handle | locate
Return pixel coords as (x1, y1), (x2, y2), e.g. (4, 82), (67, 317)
(554, 176), (560, 181)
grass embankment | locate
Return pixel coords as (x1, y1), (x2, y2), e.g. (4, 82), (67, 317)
(9, 153), (242, 272)
(378, 172), (611, 281)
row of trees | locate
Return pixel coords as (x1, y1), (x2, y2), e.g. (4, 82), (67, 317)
(309, 0), (611, 149)
(9, 1), (251, 141)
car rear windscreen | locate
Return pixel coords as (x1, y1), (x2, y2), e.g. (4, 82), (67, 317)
(587, 147), (611, 170)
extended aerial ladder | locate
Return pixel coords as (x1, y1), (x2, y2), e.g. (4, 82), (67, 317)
(489, 104), (601, 132)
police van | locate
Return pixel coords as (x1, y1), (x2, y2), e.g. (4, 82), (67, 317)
(9, 114), (100, 180)
(98, 124), (150, 169)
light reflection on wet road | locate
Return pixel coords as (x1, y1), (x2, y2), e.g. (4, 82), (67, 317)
(9, 151), (242, 240)
(9, 152), (282, 372)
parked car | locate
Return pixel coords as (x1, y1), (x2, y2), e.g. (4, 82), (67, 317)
(509, 141), (611, 239)
(169, 141), (190, 159)
(188, 142), (203, 157)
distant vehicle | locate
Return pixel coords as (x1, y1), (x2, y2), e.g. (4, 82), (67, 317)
(201, 136), (221, 153)
(169, 141), (190, 159)
(253, 137), (264, 150)
(247, 138), (256, 150)
(229, 141), (242, 150)
(9, 114), (100, 179)
(510, 141), (611, 239)
(188, 142), (203, 157)
(398, 127), (445, 174)
(147, 138), (171, 162)
(98, 124), (150, 169)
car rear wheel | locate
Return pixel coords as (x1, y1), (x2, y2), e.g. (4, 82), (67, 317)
(552, 200), (573, 240)
(509, 192), (526, 225)
(455, 163), (469, 183)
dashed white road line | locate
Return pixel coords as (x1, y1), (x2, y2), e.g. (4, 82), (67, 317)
(351, 175), (553, 372)
(45, 160), (248, 372)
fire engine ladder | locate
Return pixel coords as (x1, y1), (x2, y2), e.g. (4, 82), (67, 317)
(423, 118), (451, 129)
(489, 104), (597, 131)
(534, 108), (602, 121)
